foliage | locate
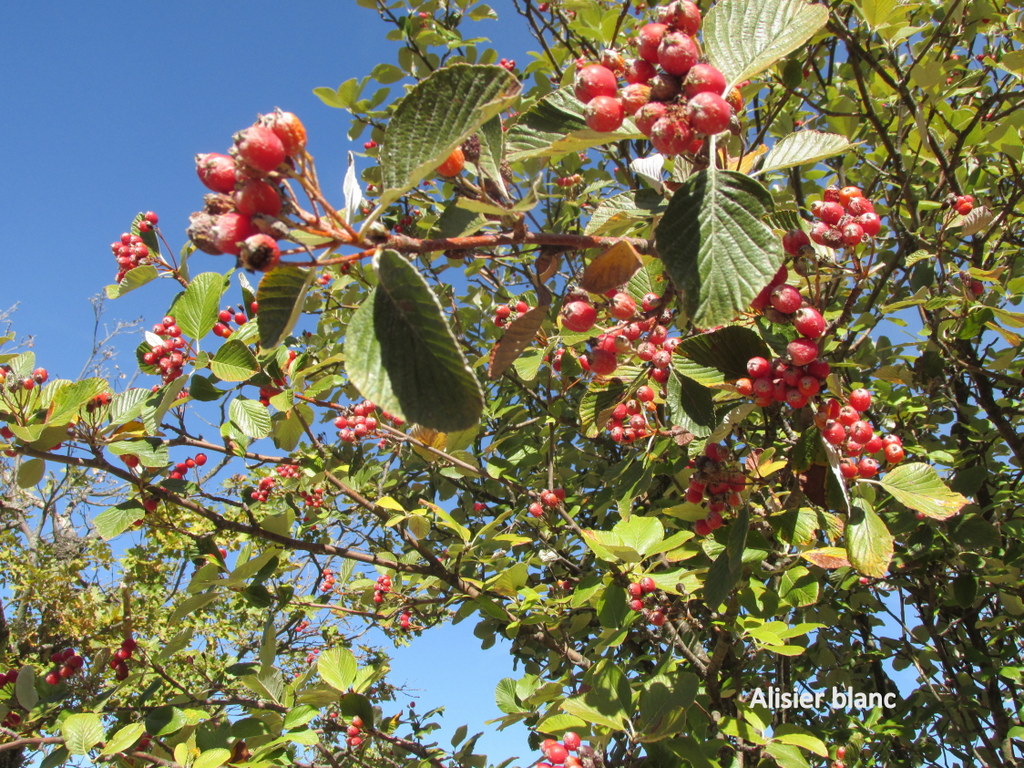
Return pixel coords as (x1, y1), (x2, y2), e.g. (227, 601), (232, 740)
(2, 1), (1024, 767)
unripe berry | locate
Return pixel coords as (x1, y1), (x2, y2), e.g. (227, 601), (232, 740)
(436, 147), (466, 177)
(584, 95), (625, 132)
(574, 64), (618, 104)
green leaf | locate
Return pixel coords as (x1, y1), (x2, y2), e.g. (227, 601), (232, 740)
(106, 265), (159, 299)
(16, 458), (45, 488)
(495, 678), (523, 714)
(655, 169), (783, 328)
(613, 516), (664, 558)
(765, 742), (811, 768)
(380, 64), (520, 206)
(229, 398), (272, 440)
(879, 462), (969, 520)
(561, 695), (628, 731)
(210, 339), (260, 382)
(95, 501), (145, 540)
(193, 748), (232, 768)
(100, 723), (146, 756)
(256, 267), (315, 350)
(846, 498), (893, 578)
(345, 251), (484, 432)
(703, 0), (830, 88)
(676, 325), (771, 380)
(506, 88), (642, 161)
(61, 712), (104, 755)
(47, 378), (110, 426)
(170, 272), (228, 339)
(318, 647), (358, 692)
(771, 726), (828, 757)
(15, 666), (37, 710)
(758, 130), (855, 175)
(704, 508), (750, 609)
(283, 705), (319, 730)
(635, 671), (697, 741)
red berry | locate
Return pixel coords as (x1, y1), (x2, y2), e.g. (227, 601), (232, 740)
(857, 457), (880, 478)
(627, 582), (644, 598)
(584, 95), (624, 133)
(589, 349), (618, 376)
(545, 743), (569, 764)
(634, 101), (667, 136)
(650, 115), (693, 156)
(747, 356), (771, 379)
(574, 64), (618, 104)
(816, 201), (846, 226)
(238, 233), (281, 272)
(636, 23), (669, 64)
(839, 458), (859, 479)
(624, 58), (657, 85)
(649, 610), (667, 627)
(848, 388), (872, 412)
(884, 443), (905, 464)
(619, 83), (652, 115)
(541, 490), (560, 508)
(685, 92), (732, 136)
(609, 292), (637, 320)
(838, 186), (863, 207)
(841, 221), (865, 246)
(659, 0), (701, 35)
(196, 153), (238, 193)
(793, 306), (826, 338)
(787, 338), (819, 366)
(235, 179), (282, 217)
(639, 576), (656, 593)
(846, 196), (874, 216)
(823, 421), (847, 445)
(45, 671), (60, 685)
(562, 300), (597, 332)
(212, 213), (258, 257)
(683, 63), (726, 98)
(194, 453), (208, 466)
(694, 518), (711, 536)
(782, 229), (812, 256)
(770, 284), (803, 314)
(234, 124), (286, 174)
(657, 32), (700, 77)
(562, 732), (582, 751)
(528, 502), (544, 517)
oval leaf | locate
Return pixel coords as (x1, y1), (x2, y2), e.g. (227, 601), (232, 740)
(845, 500), (893, 578)
(879, 462), (969, 520)
(318, 647), (358, 692)
(381, 64), (521, 205)
(210, 339), (260, 382)
(580, 241), (644, 294)
(229, 398), (272, 440)
(62, 712), (104, 755)
(801, 546), (851, 569)
(655, 169), (783, 328)
(100, 723), (147, 756)
(15, 665), (37, 710)
(759, 130), (854, 175)
(170, 272), (229, 340)
(16, 457), (45, 488)
(488, 305), (547, 380)
(704, 0), (830, 88)
(345, 250), (484, 432)
(256, 266), (315, 350)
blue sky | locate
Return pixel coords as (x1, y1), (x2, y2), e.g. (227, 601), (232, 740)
(3, 2), (534, 763)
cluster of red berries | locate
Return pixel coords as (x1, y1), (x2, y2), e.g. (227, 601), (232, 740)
(813, 390), (905, 479)
(167, 453), (208, 480)
(300, 486), (327, 509)
(86, 391), (113, 413)
(275, 463), (301, 479)
(108, 636), (138, 681)
(536, 731), (585, 767)
(527, 487), (566, 517)
(554, 174), (583, 187)
(498, 58), (516, 71)
(686, 443), (746, 534)
(832, 746), (848, 768)
(808, 186), (883, 250)
(110, 214), (158, 282)
(626, 575), (665, 621)
(0, 365), (48, 393)
(141, 315), (190, 386)
(398, 610), (413, 630)
(213, 305), (252, 338)
(188, 110), (307, 271)
(320, 569), (336, 593)
(250, 476), (277, 503)
(44, 647), (85, 686)
(372, 574), (393, 604)
(951, 194), (975, 216)
(334, 400), (402, 443)
(574, 1), (740, 156)
(492, 299), (532, 327)
(604, 385), (659, 444)
(345, 715), (367, 748)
